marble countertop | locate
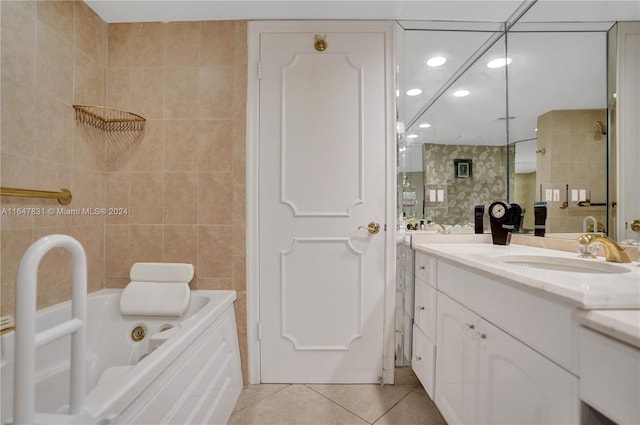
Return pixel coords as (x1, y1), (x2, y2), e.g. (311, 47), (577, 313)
(413, 242), (640, 309)
(573, 309), (640, 349)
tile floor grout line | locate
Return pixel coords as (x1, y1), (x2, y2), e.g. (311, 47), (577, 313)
(304, 384), (376, 424)
(231, 383), (292, 414)
(370, 384), (422, 425)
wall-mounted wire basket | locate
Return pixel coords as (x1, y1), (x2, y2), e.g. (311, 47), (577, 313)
(73, 104), (146, 147)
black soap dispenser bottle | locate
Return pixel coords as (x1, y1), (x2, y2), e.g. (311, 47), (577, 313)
(534, 202), (547, 237)
(488, 201), (514, 245)
(474, 204), (485, 234)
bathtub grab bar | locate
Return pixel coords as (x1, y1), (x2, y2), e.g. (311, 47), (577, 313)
(14, 235), (87, 425)
(0, 186), (73, 205)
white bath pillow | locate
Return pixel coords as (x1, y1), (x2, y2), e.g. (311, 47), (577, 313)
(120, 282), (190, 317)
(129, 262), (194, 284)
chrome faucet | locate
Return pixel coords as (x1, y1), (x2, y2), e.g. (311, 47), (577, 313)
(578, 234), (631, 263)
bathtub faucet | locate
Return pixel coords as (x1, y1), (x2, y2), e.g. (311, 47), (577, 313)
(583, 216), (598, 233)
(578, 234), (631, 263)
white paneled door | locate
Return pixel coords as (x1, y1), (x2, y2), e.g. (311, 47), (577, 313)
(256, 22), (393, 383)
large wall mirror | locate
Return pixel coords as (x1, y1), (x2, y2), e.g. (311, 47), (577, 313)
(397, 1), (633, 237)
(508, 27), (608, 236)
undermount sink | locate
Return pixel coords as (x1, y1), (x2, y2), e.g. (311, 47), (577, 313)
(496, 255), (632, 274)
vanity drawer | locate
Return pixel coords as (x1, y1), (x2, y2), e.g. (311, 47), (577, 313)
(412, 324), (436, 399)
(437, 260), (579, 374)
(415, 252), (437, 288)
(414, 279), (437, 341)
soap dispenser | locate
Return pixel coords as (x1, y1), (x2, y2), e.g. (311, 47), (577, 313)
(534, 202), (547, 237)
(488, 201), (514, 245)
(474, 204), (484, 234)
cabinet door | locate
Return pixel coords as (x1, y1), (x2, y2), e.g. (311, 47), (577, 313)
(414, 280), (437, 341)
(477, 319), (579, 425)
(412, 324), (436, 398)
(435, 293), (480, 425)
(415, 252), (437, 287)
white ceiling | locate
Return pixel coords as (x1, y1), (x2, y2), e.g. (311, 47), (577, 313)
(85, 1), (525, 23)
(85, 0), (640, 24)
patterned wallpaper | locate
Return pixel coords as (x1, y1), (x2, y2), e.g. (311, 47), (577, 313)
(423, 143), (514, 227)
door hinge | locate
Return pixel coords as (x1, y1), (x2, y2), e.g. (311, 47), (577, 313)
(257, 61), (262, 80)
(384, 223), (387, 231)
(257, 321), (263, 340)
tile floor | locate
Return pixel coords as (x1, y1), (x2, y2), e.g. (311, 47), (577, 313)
(228, 368), (447, 425)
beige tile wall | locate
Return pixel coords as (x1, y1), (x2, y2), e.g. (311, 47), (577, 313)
(536, 109), (607, 233)
(1, 1), (107, 314)
(1, 3), (248, 382)
(103, 21), (248, 378)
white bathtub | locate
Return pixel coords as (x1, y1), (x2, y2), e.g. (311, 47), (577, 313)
(1, 288), (243, 425)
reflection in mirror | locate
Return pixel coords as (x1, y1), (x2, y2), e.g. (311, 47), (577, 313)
(402, 28), (500, 121)
(508, 30), (608, 235)
(399, 24), (612, 235)
(512, 139), (537, 231)
(419, 37), (509, 230)
(398, 26), (507, 230)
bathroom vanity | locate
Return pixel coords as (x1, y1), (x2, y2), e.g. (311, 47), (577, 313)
(409, 239), (640, 425)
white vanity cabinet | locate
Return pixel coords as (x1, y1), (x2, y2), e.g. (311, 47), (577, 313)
(437, 261), (579, 375)
(579, 327), (640, 424)
(412, 252), (438, 397)
(435, 292), (580, 425)
(434, 292), (480, 424)
(476, 315), (579, 424)
(411, 250), (581, 424)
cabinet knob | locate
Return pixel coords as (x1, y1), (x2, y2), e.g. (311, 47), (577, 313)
(472, 331), (487, 340)
(415, 356), (422, 361)
(465, 323), (475, 330)
(419, 266), (425, 270)
(417, 306), (425, 311)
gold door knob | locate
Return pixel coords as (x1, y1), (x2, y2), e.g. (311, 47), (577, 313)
(359, 221), (380, 234)
(631, 219), (640, 232)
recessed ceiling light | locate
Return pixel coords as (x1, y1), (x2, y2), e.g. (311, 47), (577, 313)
(407, 134), (419, 139)
(427, 56), (446, 67)
(418, 123), (431, 128)
(453, 89), (470, 97)
(406, 88), (423, 96)
(487, 58), (512, 68)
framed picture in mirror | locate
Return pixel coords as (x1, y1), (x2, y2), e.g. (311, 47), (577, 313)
(454, 159), (472, 178)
